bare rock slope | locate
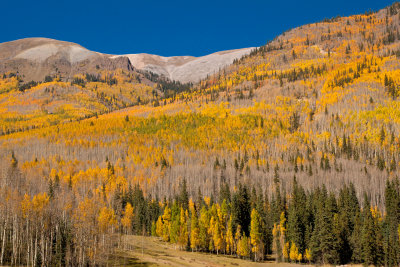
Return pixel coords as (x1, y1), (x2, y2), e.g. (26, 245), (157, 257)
(0, 38), (254, 83)
(0, 38), (133, 81)
(115, 48), (254, 83)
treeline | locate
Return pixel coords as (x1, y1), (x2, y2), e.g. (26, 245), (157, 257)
(140, 70), (193, 96)
(151, 177), (400, 265)
(71, 73), (118, 87)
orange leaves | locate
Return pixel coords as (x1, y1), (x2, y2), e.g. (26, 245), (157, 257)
(98, 206), (118, 232)
(121, 203), (134, 231)
(32, 192), (50, 214)
(20, 194), (31, 218)
(73, 197), (99, 232)
(199, 102), (231, 118)
(20, 192), (49, 218)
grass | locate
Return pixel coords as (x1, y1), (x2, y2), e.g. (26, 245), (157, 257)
(113, 235), (310, 267)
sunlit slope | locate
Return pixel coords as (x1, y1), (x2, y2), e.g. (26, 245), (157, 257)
(2, 4), (400, 207)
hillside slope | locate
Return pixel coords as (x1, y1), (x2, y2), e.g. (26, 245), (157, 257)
(1, 3), (400, 267)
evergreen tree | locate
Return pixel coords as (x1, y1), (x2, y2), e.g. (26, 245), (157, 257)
(384, 179), (400, 265)
(196, 187), (204, 210)
(231, 183), (251, 235)
(287, 177), (307, 255)
(310, 192), (340, 264)
(350, 212), (363, 263)
(337, 183), (360, 263)
(170, 202), (181, 246)
(219, 181), (231, 204)
(178, 178), (189, 211)
(361, 193), (382, 265)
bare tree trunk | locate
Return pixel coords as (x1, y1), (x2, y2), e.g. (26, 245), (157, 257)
(0, 216), (7, 265)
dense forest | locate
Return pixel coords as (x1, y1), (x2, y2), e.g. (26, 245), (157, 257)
(2, 2), (400, 266)
(1, 152), (399, 265)
(152, 177), (400, 265)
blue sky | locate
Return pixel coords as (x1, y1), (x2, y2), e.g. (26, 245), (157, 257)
(2, 0), (395, 56)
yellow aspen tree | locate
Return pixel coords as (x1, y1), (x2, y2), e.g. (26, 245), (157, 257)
(20, 194), (31, 219)
(283, 242), (290, 262)
(98, 206), (117, 233)
(236, 230), (242, 257)
(234, 224), (242, 256)
(212, 216), (223, 254)
(121, 203), (134, 234)
(272, 212), (287, 263)
(280, 212), (287, 261)
(162, 205), (171, 242)
(297, 252), (303, 263)
(199, 206), (210, 250)
(217, 202), (227, 253)
(237, 235), (250, 259)
(190, 211), (200, 251)
(272, 223), (281, 261)
(305, 248), (312, 263)
(178, 208), (188, 250)
(155, 216), (163, 237)
(208, 216), (216, 252)
(225, 215), (234, 255)
(289, 242), (299, 262)
(189, 198), (195, 213)
(250, 208), (263, 261)
(31, 193), (50, 216)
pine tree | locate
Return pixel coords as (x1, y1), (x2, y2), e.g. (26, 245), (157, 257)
(350, 212), (363, 263)
(231, 183), (251, 235)
(384, 179), (400, 265)
(337, 183), (360, 264)
(196, 187), (204, 210)
(361, 193), (380, 265)
(178, 179), (189, 211)
(310, 192), (340, 264)
(219, 182), (231, 204)
(271, 178), (284, 224)
(287, 177), (307, 255)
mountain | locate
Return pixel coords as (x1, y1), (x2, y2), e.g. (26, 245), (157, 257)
(0, 37), (253, 83)
(0, 38), (133, 82)
(114, 47), (254, 83)
(2, 3), (400, 266)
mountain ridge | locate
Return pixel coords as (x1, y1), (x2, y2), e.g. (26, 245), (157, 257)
(114, 47), (254, 83)
(0, 37), (254, 83)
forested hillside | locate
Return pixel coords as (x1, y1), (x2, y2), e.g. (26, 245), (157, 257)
(0, 2), (400, 266)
